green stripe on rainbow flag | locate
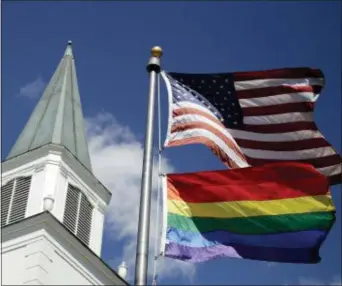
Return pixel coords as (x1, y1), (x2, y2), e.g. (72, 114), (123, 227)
(167, 211), (335, 235)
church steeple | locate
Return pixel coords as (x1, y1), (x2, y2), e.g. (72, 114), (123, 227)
(1, 41), (128, 286)
(7, 41), (92, 172)
(2, 42), (112, 258)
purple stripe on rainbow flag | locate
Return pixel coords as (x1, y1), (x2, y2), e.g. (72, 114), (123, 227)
(166, 227), (329, 249)
(165, 242), (321, 263)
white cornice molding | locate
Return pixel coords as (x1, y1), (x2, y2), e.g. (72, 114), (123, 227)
(47, 148), (63, 156)
(97, 202), (107, 214)
(44, 160), (62, 167)
(34, 162), (46, 173)
(59, 165), (69, 178)
(2, 163), (37, 184)
(2, 144), (112, 204)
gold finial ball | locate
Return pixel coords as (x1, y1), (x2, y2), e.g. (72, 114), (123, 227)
(151, 46), (163, 58)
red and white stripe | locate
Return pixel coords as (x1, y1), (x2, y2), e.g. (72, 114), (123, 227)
(161, 69), (341, 185)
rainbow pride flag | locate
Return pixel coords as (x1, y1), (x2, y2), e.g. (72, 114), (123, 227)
(161, 162), (336, 263)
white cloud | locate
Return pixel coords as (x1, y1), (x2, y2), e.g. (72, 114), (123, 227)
(18, 77), (45, 99)
(87, 112), (196, 284)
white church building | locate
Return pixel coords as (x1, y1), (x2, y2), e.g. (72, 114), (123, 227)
(1, 41), (129, 285)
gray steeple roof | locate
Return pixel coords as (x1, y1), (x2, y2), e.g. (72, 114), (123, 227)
(7, 41), (92, 171)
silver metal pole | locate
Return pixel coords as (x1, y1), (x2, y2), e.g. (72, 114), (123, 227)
(134, 46), (163, 286)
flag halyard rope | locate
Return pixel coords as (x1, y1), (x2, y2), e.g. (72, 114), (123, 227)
(152, 73), (163, 285)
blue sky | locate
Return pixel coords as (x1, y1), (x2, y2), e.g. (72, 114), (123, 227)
(2, 1), (341, 285)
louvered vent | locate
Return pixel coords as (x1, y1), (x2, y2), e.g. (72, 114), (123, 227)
(63, 184), (79, 233)
(77, 195), (93, 245)
(1, 176), (31, 227)
(63, 183), (93, 246)
(9, 177), (31, 224)
(1, 180), (14, 227)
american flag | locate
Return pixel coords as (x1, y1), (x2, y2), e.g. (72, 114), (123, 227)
(161, 68), (341, 185)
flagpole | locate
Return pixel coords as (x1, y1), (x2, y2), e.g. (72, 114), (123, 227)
(134, 46), (163, 286)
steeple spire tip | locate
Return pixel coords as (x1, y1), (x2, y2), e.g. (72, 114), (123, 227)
(64, 40), (73, 57)
(7, 40), (92, 171)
